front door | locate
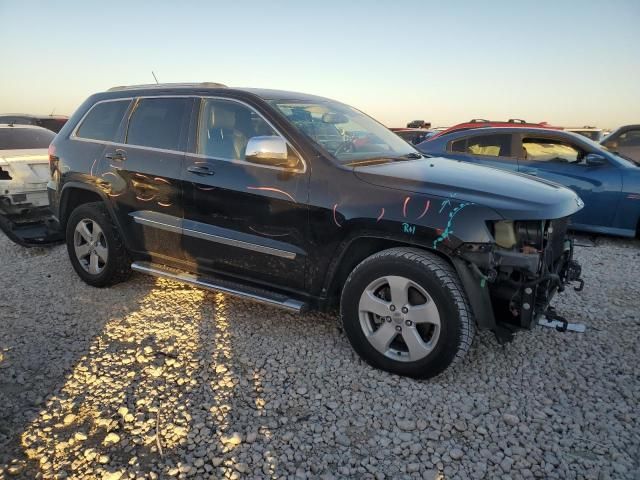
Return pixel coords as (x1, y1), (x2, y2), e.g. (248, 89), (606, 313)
(181, 97), (309, 291)
(516, 133), (623, 229)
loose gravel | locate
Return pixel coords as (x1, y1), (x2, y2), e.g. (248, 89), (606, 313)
(0, 233), (638, 479)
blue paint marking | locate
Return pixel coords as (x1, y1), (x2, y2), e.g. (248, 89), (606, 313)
(402, 223), (416, 235)
(438, 199), (451, 213)
(433, 202), (470, 248)
(438, 193), (458, 214)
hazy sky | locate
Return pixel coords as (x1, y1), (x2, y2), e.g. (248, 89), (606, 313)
(1, 0), (639, 128)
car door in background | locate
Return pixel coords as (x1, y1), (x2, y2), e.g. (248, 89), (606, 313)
(101, 96), (193, 261)
(603, 127), (640, 164)
(516, 134), (623, 229)
(447, 133), (518, 172)
(181, 97), (309, 291)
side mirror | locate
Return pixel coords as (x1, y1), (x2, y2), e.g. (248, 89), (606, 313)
(584, 153), (607, 166)
(245, 136), (298, 168)
(603, 140), (618, 150)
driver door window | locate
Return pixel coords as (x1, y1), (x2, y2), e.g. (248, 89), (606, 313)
(522, 138), (583, 164)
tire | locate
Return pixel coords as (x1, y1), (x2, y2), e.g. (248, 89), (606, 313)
(65, 202), (131, 287)
(340, 247), (474, 379)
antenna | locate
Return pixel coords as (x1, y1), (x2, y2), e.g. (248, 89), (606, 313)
(50, 107), (56, 116)
(151, 71), (159, 84)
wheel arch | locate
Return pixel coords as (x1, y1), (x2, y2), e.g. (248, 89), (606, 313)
(322, 234), (454, 309)
(322, 234), (497, 331)
(59, 183), (113, 230)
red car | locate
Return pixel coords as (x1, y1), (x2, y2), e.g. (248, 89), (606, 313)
(428, 118), (562, 141)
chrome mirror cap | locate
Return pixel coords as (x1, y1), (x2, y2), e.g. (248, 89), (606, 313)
(245, 136), (288, 164)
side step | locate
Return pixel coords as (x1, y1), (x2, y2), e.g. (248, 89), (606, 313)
(131, 261), (307, 313)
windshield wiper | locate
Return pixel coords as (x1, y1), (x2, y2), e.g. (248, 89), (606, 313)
(344, 153), (425, 167)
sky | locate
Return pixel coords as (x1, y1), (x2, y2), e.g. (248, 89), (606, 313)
(1, 0), (639, 129)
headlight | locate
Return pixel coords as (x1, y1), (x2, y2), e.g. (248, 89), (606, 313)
(492, 220), (544, 250)
(493, 220), (517, 249)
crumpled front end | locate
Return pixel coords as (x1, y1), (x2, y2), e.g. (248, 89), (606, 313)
(456, 216), (583, 338)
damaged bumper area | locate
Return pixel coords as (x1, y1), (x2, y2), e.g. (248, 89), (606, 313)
(454, 217), (584, 340)
(0, 205), (63, 247)
(0, 149), (63, 247)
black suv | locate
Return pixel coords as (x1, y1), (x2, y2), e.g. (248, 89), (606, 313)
(40, 83), (583, 378)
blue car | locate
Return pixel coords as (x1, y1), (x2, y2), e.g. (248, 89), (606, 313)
(417, 127), (640, 237)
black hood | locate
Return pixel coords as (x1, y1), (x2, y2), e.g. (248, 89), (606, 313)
(354, 157), (583, 220)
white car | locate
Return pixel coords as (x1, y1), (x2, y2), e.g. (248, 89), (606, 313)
(0, 124), (61, 245)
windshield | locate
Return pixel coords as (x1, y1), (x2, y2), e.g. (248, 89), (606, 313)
(0, 127), (55, 150)
(270, 99), (419, 164)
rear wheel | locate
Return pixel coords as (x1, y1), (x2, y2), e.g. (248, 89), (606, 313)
(66, 202), (131, 287)
(340, 247), (474, 378)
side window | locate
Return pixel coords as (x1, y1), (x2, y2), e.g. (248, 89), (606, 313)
(449, 134), (511, 157)
(618, 130), (640, 147)
(466, 134), (511, 157)
(126, 97), (190, 151)
(76, 100), (130, 142)
(522, 138), (583, 163)
(197, 99), (280, 161)
(450, 138), (466, 152)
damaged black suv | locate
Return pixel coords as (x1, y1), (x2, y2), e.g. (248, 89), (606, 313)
(24, 83), (585, 378)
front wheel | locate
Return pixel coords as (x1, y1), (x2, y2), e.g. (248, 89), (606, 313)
(340, 247), (474, 378)
(66, 202), (131, 287)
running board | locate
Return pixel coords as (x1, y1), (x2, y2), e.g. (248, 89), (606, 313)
(131, 261), (307, 313)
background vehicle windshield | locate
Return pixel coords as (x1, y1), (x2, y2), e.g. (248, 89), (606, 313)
(271, 100), (419, 164)
(0, 127), (55, 150)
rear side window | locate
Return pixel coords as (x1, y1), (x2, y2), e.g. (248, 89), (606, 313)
(449, 134), (512, 156)
(76, 100), (130, 142)
(126, 98), (190, 151)
(0, 127), (55, 150)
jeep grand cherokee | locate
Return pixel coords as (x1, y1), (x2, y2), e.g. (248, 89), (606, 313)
(28, 83), (584, 378)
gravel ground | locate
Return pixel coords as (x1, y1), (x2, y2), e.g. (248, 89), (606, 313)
(0, 233), (638, 480)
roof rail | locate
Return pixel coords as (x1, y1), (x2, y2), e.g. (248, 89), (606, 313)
(107, 82), (228, 92)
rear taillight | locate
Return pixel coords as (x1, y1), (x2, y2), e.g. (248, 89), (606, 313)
(48, 144), (58, 175)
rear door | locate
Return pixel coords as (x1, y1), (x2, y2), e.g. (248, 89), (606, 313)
(446, 133), (519, 172)
(101, 96), (193, 261)
(181, 97), (309, 290)
(516, 133), (623, 228)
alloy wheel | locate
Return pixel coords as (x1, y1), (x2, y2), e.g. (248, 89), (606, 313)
(358, 275), (441, 362)
(73, 219), (108, 275)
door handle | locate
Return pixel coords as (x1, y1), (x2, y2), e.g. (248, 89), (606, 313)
(521, 169), (538, 176)
(105, 149), (127, 162)
(187, 165), (215, 176)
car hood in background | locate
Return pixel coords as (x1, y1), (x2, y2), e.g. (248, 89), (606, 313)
(353, 157), (583, 220)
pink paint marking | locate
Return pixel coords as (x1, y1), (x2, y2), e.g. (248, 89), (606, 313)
(416, 200), (431, 220)
(247, 186), (296, 203)
(332, 203), (343, 228)
(402, 196), (411, 218)
(376, 207), (385, 222)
